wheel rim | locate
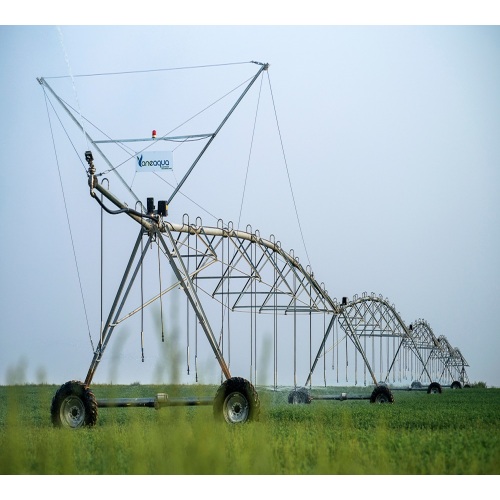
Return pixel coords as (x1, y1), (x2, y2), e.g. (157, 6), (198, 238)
(223, 392), (250, 423)
(60, 395), (86, 428)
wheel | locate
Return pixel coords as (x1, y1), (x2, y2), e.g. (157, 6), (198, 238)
(427, 382), (442, 394)
(370, 385), (394, 404)
(213, 377), (260, 424)
(51, 380), (98, 428)
(451, 381), (462, 390)
(410, 380), (423, 390)
(287, 387), (312, 404)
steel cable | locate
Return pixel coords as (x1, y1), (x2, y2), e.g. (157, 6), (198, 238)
(43, 90), (94, 353)
(266, 72), (312, 268)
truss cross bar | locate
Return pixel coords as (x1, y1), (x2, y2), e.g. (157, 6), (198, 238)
(212, 235), (264, 301)
(229, 240), (269, 310)
(385, 337), (406, 383)
(305, 315), (337, 386)
(260, 257), (297, 307)
(282, 258), (322, 312)
(336, 312), (378, 384)
(158, 225), (231, 379)
(195, 227), (220, 266)
(114, 257), (216, 325)
(93, 133), (214, 144)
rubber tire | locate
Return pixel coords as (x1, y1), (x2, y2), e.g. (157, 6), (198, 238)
(51, 380), (98, 428)
(287, 387), (312, 404)
(411, 381), (423, 390)
(370, 385), (395, 404)
(213, 377), (260, 424)
(427, 382), (442, 394)
(451, 381), (462, 390)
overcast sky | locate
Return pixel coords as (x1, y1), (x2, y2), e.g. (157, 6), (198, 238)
(1, 15), (499, 389)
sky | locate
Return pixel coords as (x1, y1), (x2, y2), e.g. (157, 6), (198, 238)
(1, 10), (500, 392)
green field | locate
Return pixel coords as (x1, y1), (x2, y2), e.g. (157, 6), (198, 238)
(0, 384), (499, 474)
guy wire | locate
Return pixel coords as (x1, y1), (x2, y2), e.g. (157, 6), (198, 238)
(43, 91), (94, 353)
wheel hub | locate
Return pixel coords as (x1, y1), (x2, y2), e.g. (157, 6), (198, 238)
(61, 396), (85, 428)
(223, 392), (249, 423)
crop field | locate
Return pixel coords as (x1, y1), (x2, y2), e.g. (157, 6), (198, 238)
(0, 384), (499, 475)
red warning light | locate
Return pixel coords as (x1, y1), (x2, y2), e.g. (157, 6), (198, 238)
(152, 130), (157, 139)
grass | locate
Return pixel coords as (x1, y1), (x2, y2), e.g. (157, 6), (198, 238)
(0, 384), (499, 474)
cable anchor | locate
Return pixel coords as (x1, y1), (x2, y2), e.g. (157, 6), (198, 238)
(251, 61), (270, 70)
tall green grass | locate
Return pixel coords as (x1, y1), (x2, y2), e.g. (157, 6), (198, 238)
(1, 384), (499, 474)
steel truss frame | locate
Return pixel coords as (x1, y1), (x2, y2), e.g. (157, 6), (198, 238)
(84, 179), (345, 387)
(83, 193), (468, 391)
(309, 293), (432, 386)
(407, 320), (470, 386)
(39, 63), (470, 398)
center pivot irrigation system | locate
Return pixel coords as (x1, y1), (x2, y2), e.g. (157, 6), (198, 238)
(38, 61), (470, 428)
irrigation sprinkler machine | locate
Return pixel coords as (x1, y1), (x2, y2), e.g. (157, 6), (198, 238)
(38, 62), (470, 429)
